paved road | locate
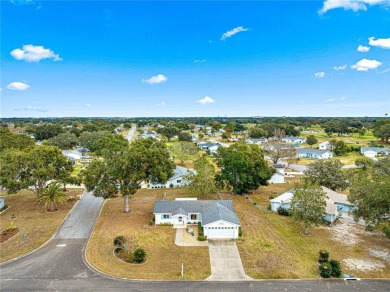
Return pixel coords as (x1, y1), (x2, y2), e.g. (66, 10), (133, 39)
(126, 124), (136, 141)
(1, 191), (389, 291)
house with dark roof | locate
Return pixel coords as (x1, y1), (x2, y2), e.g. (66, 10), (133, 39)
(153, 198), (241, 239)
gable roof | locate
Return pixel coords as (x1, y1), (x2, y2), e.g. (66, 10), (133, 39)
(154, 199), (240, 225)
(361, 147), (389, 154)
(297, 148), (331, 155)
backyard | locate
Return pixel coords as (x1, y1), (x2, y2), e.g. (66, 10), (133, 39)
(0, 188), (84, 263)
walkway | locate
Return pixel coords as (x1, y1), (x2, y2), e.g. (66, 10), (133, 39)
(206, 240), (252, 281)
(175, 228), (208, 246)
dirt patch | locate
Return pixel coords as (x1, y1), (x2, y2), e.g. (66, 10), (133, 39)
(369, 248), (390, 263)
(0, 228), (20, 243)
(323, 221), (367, 246)
(344, 258), (385, 272)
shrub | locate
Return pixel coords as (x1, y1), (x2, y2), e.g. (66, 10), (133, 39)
(383, 225), (390, 239)
(253, 202), (257, 205)
(365, 225), (375, 232)
(149, 216), (155, 226)
(330, 259), (342, 277)
(169, 183), (174, 188)
(113, 235), (126, 247)
(238, 227), (243, 237)
(319, 262), (332, 278)
(6, 221), (16, 232)
(158, 223), (173, 226)
(267, 204), (272, 211)
(114, 247), (123, 253)
(198, 222), (204, 236)
(133, 248), (146, 263)
(269, 195), (275, 199)
(277, 207), (290, 216)
(197, 235), (207, 241)
(319, 250), (329, 263)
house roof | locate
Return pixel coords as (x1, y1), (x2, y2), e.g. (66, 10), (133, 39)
(202, 203), (240, 226)
(270, 189), (295, 203)
(170, 166), (195, 180)
(284, 136), (306, 141)
(297, 148), (331, 155)
(154, 199), (240, 225)
(361, 147), (389, 154)
(272, 164), (284, 169)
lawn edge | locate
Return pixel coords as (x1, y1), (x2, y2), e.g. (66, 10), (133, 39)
(0, 189), (85, 266)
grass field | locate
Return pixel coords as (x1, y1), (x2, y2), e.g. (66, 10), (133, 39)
(71, 164), (85, 176)
(0, 188), (84, 263)
(86, 188), (211, 280)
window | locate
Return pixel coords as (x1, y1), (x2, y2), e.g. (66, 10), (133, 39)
(177, 180), (182, 183)
(191, 214), (197, 220)
(162, 214), (170, 219)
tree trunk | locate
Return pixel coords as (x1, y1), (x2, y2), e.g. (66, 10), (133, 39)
(49, 201), (54, 211)
(124, 195), (130, 213)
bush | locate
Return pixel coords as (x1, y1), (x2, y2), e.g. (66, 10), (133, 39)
(158, 223), (173, 226)
(149, 216), (155, 226)
(330, 259), (342, 277)
(269, 195), (275, 199)
(198, 222), (204, 236)
(238, 227), (243, 237)
(365, 225), (375, 232)
(277, 207), (290, 216)
(319, 250), (329, 263)
(169, 183), (174, 188)
(114, 247), (123, 253)
(319, 262), (332, 278)
(267, 204), (272, 211)
(133, 248), (146, 263)
(197, 235), (207, 241)
(383, 225), (390, 239)
(113, 235), (126, 247)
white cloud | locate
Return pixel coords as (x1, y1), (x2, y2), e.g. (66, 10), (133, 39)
(197, 96), (215, 105)
(194, 60), (207, 63)
(158, 101), (166, 107)
(351, 59), (382, 71)
(368, 37), (390, 49)
(14, 106), (48, 112)
(10, 45), (62, 62)
(319, 0), (390, 14)
(221, 26), (249, 41)
(314, 72), (326, 78)
(7, 81), (30, 91)
(142, 74), (167, 84)
(357, 45), (370, 52)
(333, 65), (347, 71)
(327, 98), (336, 102)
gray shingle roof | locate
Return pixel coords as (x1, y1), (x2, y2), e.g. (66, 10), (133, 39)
(297, 148), (330, 155)
(154, 199), (240, 225)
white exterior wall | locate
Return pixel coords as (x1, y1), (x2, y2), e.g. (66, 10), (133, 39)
(268, 173), (285, 184)
(319, 142), (330, 150)
(155, 213), (173, 225)
(363, 151), (378, 158)
(318, 152), (333, 159)
(203, 220), (239, 239)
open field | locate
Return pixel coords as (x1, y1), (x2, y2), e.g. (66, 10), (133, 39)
(299, 130), (381, 147)
(0, 188), (84, 263)
(86, 188), (211, 280)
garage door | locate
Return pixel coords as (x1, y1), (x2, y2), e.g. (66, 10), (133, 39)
(207, 227), (235, 239)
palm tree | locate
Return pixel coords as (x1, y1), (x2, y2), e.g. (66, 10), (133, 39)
(36, 182), (68, 211)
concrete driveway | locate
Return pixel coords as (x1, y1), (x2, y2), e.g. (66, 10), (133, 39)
(206, 240), (252, 281)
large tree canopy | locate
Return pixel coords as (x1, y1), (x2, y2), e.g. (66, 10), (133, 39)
(215, 141), (274, 194)
(304, 159), (348, 191)
(83, 138), (175, 212)
(186, 155), (216, 199)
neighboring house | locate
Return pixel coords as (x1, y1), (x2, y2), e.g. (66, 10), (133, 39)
(297, 148), (333, 159)
(281, 136), (307, 144)
(246, 138), (268, 145)
(139, 131), (160, 140)
(62, 149), (91, 160)
(0, 196), (4, 210)
(267, 164), (285, 184)
(153, 198), (241, 239)
(198, 142), (216, 150)
(148, 166), (195, 189)
(270, 186), (356, 224)
(208, 144), (221, 156)
(319, 141), (331, 150)
(360, 147), (389, 158)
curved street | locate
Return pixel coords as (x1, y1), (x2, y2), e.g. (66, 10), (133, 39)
(0, 192), (388, 291)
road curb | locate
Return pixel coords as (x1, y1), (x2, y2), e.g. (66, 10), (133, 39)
(0, 189), (85, 266)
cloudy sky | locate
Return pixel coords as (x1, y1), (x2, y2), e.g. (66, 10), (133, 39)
(1, 0), (389, 117)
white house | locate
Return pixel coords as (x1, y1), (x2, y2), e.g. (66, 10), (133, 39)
(281, 136), (306, 144)
(360, 147), (389, 158)
(139, 131), (160, 140)
(270, 186), (355, 224)
(208, 144), (221, 156)
(148, 166), (194, 189)
(297, 148), (333, 159)
(0, 196), (4, 210)
(246, 138), (268, 145)
(62, 149), (91, 163)
(153, 198), (241, 239)
(319, 141), (331, 150)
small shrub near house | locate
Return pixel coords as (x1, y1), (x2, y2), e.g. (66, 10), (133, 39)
(318, 249), (329, 263)
(198, 222), (204, 236)
(319, 262), (332, 278)
(330, 259), (342, 277)
(238, 227), (243, 237)
(197, 235), (207, 241)
(277, 207), (290, 216)
(134, 248), (146, 263)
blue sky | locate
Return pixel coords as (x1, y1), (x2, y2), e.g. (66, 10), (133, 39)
(1, 0), (389, 117)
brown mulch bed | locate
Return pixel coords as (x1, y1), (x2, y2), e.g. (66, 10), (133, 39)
(1, 228), (20, 243)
